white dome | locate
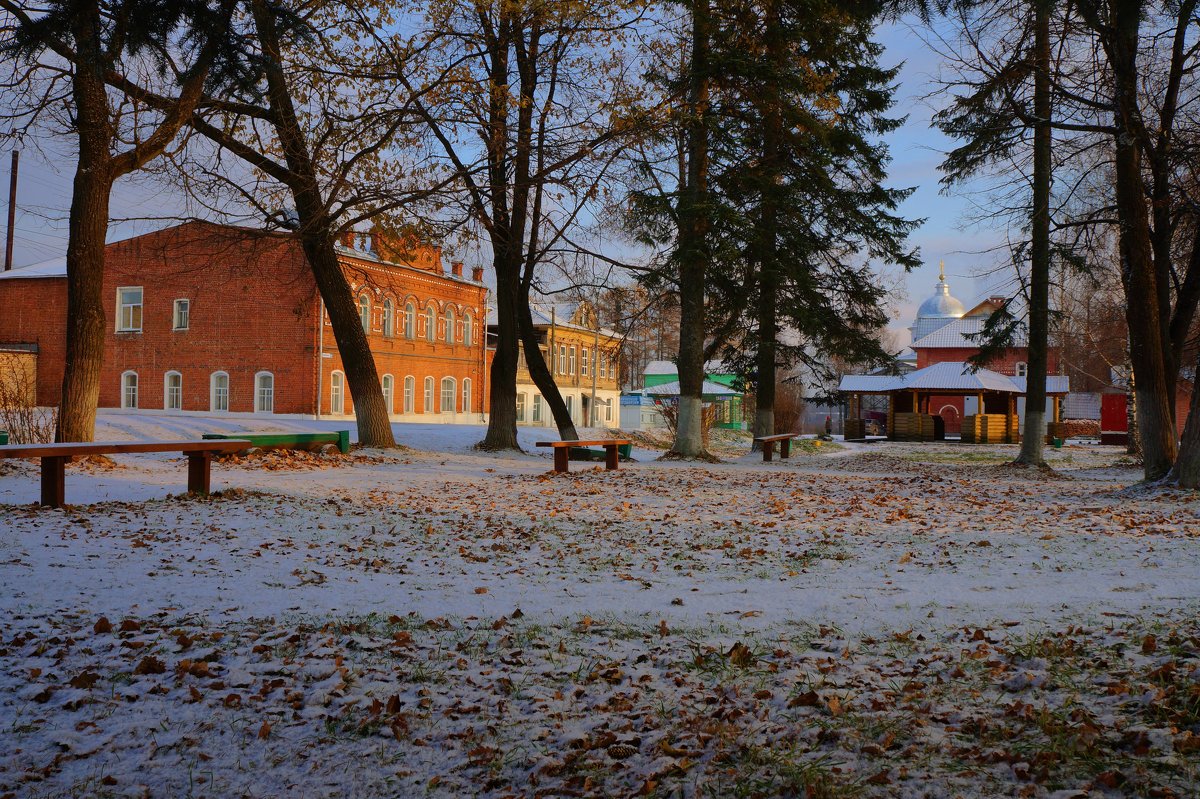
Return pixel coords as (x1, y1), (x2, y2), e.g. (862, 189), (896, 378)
(917, 280), (966, 319)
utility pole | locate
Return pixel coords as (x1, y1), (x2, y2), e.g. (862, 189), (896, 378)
(4, 150), (17, 271)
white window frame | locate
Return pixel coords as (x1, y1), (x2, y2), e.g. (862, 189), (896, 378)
(210, 371), (229, 412)
(532, 394), (543, 423)
(382, 299), (395, 337)
(605, 399), (613, 422)
(172, 299), (190, 331)
(404, 302), (415, 338)
(359, 295), (371, 332)
(164, 371), (182, 411)
(403, 375), (415, 414)
(444, 308), (455, 344)
(581, 348), (589, 377)
(440, 376), (456, 413)
(423, 376), (435, 413)
(462, 378), (472, 413)
(569, 346), (576, 375)
(425, 306), (436, 341)
(381, 374), (394, 414)
(331, 371), (345, 415)
(121, 370), (138, 409)
(565, 394), (574, 422)
(516, 392), (527, 422)
(255, 371), (275, 413)
(1015, 361), (1028, 377)
(463, 315), (473, 346)
(116, 287), (143, 332)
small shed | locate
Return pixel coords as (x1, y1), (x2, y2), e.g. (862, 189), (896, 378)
(839, 362), (1069, 442)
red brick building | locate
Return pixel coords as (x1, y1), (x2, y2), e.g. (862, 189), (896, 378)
(0, 222), (488, 422)
(901, 265), (1060, 435)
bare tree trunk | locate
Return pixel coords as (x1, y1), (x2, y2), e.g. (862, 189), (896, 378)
(1169, 351), (1200, 487)
(482, 263), (521, 450)
(250, 0), (394, 448)
(1108, 2), (1176, 479)
(672, 0), (711, 458)
(518, 299), (579, 440)
(1016, 0), (1051, 466)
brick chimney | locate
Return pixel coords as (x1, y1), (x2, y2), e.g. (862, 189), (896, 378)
(451, 261), (464, 277)
(989, 295), (1007, 306)
(471, 266), (485, 282)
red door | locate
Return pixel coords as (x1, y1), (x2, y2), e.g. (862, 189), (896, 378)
(1100, 394), (1128, 445)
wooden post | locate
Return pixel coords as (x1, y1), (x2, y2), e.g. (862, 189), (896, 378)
(605, 443), (619, 470)
(40, 456), (66, 507)
(762, 440), (775, 462)
(1008, 395), (1017, 443)
(553, 446), (569, 473)
(187, 451), (213, 495)
(780, 438), (791, 459)
(887, 394), (895, 438)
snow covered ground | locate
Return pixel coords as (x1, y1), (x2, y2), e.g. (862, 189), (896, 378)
(1, 412), (1198, 797)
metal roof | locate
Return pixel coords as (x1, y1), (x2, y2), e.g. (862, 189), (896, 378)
(839, 361), (1069, 395)
(643, 379), (741, 397)
(0, 256), (67, 280)
(911, 316), (1029, 350)
(644, 360), (676, 375)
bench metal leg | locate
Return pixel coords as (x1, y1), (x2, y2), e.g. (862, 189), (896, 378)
(41, 456), (66, 507)
(762, 441), (774, 462)
(553, 447), (570, 474)
(780, 439), (791, 459)
(187, 451), (212, 495)
(605, 445), (619, 470)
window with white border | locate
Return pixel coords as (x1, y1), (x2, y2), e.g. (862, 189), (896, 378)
(255, 371), (274, 413)
(462, 378), (472, 413)
(404, 302), (415, 338)
(121, 371), (138, 408)
(172, 299), (189, 331)
(403, 376), (415, 414)
(382, 299), (395, 337)
(358, 295), (371, 332)
(440, 376), (456, 413)
(381, 374), (394, 414)
(569, 346), (576, 375)
(423, 376), (434, 413)
(1015, 361), (1028, 377)
(463, 314), (473, 347)
(117, 287), (143, 332)
(444, 308), (455, 344)
(425, 305), (436, 341)
(516, 392), (527, 422)
(532, 394), (543, 423)
(331, 371), (345, 414)
(581, 348), (589, 377)
(210, 371), (229, 412)
(164, 371), (182, 410)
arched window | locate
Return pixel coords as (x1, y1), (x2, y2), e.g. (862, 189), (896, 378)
(331, 371), (345, 414)
(403, 376), (415, 414)
(444, 308), (455, 344)
(120, 371), (139, 409)
(462, 378), (472, 413)
(381, 374), (394, 414)
(210, 372), (229, 412)
(382, 299), (395, 337)
(255, 371), (274, 413)
(1015, 361), (1028, 377)
(404, 302), (415, 338)
(359, 294), (371, 332)
(463, 314), (473, 347)
(164, 371), (182, 411)
(423, 376), (435, 413)
(440, 377), (457, 413)
(425, 305), (436, 342)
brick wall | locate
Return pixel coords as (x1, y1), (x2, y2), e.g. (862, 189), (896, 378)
(916, 346), (1061, 375)
(0, 277), (67, 406)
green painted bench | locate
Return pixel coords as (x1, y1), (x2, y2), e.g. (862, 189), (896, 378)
(201, 430), (350, 454)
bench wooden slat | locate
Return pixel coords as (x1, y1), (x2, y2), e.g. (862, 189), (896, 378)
(751, 433), (801, 463)
(535, 439), (631, 448)
(0, 440), (251, 459)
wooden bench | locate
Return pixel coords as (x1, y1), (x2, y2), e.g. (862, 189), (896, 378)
(753, 432), (802, 462)
(202, 430), (350, 454)
(535, 439), (632, 473)
(0, 439), (251, 508)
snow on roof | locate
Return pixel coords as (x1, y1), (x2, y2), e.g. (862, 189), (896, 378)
(839, 361), (1069, 395)
(643, 360), (676, 376)
(911, 316), (1029, 349)
(644, 379), (741, 397)
(0, 256), (67, 280)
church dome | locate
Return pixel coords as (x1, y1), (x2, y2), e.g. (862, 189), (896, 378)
(909, 262), (966, 342)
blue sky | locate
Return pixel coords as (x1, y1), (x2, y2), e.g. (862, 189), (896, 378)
(2, 15), (1014, 346)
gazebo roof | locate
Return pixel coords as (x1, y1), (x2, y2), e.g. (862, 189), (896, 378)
(838, 362), (1069, 395)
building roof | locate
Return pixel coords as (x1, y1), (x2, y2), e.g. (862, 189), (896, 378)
(839, 361), (1068, 395)
(644, 360), (676, 376)
(0, 256), (66, 280)
(643, 379), (741, 397)
(485, 301), (620, 339)
(910, 315), (1030, 350)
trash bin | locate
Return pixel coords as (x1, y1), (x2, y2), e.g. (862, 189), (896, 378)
(1052, 437), (1063, 449)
